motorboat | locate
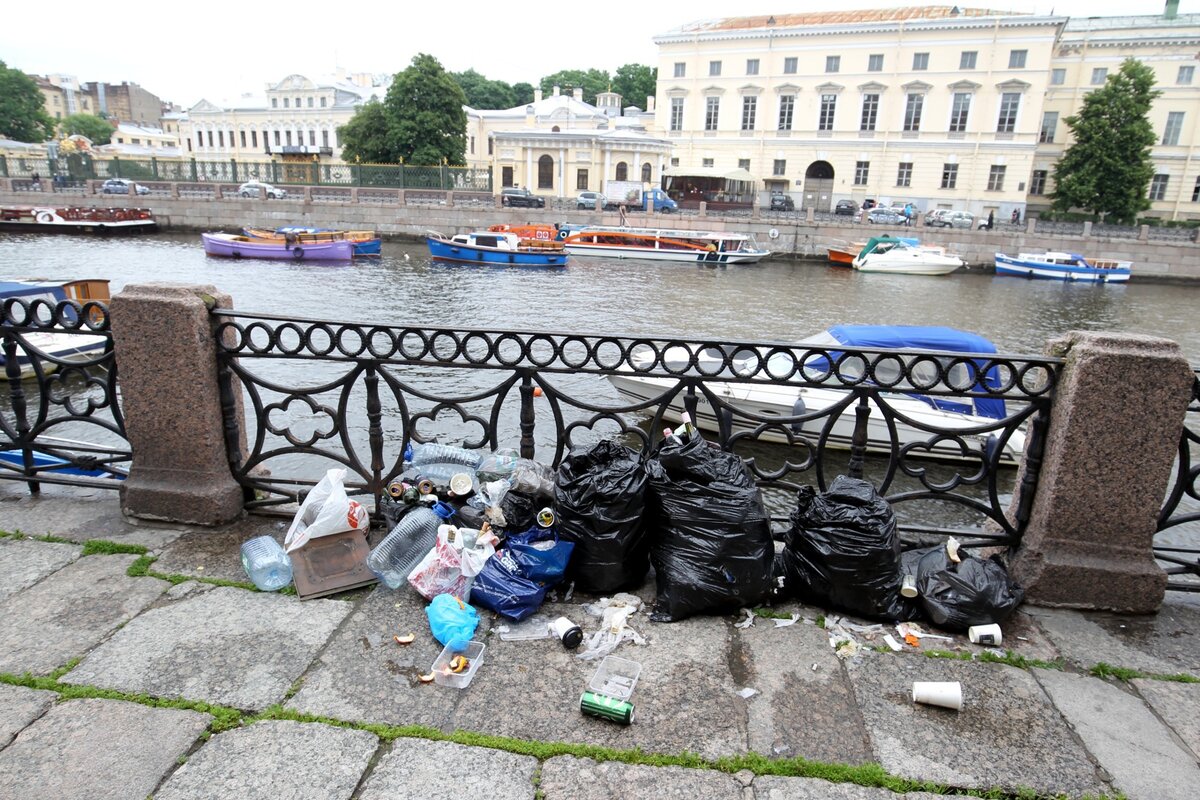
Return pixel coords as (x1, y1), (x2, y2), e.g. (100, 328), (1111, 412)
(852, 236), (963, 275)
(0, 205), (156, 234)
(558, 224), (770, 264)
(201, 232), (354, 261)
(0, 279), (111, 379)
(606, 325), (1026, 465)
(827, 240), (867, 267)
(425, 230), (567, 267)
(242, 226), (382, 256)
(994, 251), (1132, 283)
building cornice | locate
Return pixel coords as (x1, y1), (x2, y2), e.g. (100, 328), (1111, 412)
(653, 15), (1066, 46)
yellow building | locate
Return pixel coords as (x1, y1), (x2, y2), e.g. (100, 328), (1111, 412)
(31, 74), (94, 121)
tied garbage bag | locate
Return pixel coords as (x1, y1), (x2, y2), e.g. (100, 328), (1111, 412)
(776, 476), (915, 621)
(470, 549), (548, 621)
(425, 593), (479, 651)
(555, 439), (650, 594)
(901, 545), (1024, 631)
(506, 525), (574, 584)
(646, 434), (773, 622)
(283, 468), (369, 553)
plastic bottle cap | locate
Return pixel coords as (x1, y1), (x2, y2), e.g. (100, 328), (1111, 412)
(431, 501), (456, 519)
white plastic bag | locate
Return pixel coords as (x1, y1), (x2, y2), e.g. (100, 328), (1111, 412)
(284, 468), (369, 553)
(407, 525), (498, 600)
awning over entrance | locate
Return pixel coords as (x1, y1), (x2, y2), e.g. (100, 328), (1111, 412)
(662, 167), (757, 183)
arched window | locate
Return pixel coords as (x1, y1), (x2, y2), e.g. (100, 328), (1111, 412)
(615, 162), (628, 181)
(641, 162), (652, 183)
(551, 125), (560, 132)
(538, 154), (554, 189)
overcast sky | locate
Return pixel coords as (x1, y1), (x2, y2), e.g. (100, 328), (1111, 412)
(4, 0), (1195, 108)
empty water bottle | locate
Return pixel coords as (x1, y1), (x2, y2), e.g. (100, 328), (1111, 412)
(406, 442), (481, 468)
(367, 501), (456, 589)
(240, 536), (293, 591)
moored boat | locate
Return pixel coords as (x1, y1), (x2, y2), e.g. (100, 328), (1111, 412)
(558, 224), (770, 264)
(0, 205), (156, 234)
(852, 236), (963, 275)
(0, 279), (111, 379)
(994, 251), (1132, 283)
(242, 226), (382, 256)
(426, 230), (567, 267)
(827, 240), (869, 266)
(201, 232), (354, 261)
(487, 223), (563, 249)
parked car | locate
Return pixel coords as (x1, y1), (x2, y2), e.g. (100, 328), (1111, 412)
(924, 209), (950, 226)
(238, 180), (287, 199)
(768, 193), (795, 211)
(576, 191), (608, 210)
(865, 207), (907, 225)
(834, 199), (859, 216)
(101, 178), (150, 196)
(927, 210), (977, 229)
(501, 187), (545, 208)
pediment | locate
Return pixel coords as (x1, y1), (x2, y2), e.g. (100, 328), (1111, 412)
(948, 80), (982, 91)
(272, 74), (316, 91)
(739, 84), (764, 96)
(996, 79), (1032, 92)
(775, 83), (802, 94)
(703, 85), (726, 95)
(190, 99), (222, 113)
(857, 81), (888, 93)
(814, 82), (844, 94)
(901, 80), (933, 93)
(666, 86), (688, 97)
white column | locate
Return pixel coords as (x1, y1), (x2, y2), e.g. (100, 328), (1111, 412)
(559, 146), (566, 197)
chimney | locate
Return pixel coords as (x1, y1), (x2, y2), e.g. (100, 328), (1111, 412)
(1165, 0), (1179, 19)
(646, 95), (655, 113)
(553, 85), (560, 96)
(534, 88), (543, 103)
(573, 87), (583, 102)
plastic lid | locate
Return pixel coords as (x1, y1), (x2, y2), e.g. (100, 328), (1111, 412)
(403, 443), (413, 462)
(431, 501), (456, 519)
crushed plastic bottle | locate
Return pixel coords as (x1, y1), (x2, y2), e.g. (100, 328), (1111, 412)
(405, 442), (481, 468)
(240, 536), (293, 591)
(367, 502), (456, 589)
(476, 449), (520, 481)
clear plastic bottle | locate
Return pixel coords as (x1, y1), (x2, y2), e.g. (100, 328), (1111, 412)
(240, 536), (293, 591)
(476, 449), (520, 481)
(413, 462), (478, 486)
(406, 442), (481, 468)
(367, 502), (456, 589)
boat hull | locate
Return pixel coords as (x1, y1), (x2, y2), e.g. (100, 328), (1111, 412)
(853, 256), (962, 275)
(827, 247), (857, 266)
(426, 236), (566, 266)
(242, 227), (382, 256)
(564, 242), (768, 264)
(201, 233), (354, 261)
(0, 206), (156, 234)
(994, 254), (1131, 283)
(0, 331), (109, 380)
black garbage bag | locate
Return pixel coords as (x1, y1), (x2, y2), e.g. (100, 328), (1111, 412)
(776, 475), (915, 621)
(646, 434), (773, 622)
(498, 488), (538, 534)
(900, 545), (1024, 631)
(555, 439), (650, 594)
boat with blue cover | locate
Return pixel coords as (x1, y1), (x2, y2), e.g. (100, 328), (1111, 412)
(994, 251), (1132, 283)
(0, 279), (110, 379)
(242, 226), (382, 256)
(426, 230), (567, 267)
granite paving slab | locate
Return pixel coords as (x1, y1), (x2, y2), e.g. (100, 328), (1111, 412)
(155, 719), (378, 800)
(0, 683), (56, 749)
(61, 586), (351, 710)
(1037, 669), (1200, 800)
(357, 738), (537, 800)
(539, 755), (743, 800)
(753, 775), (947, 799)
(1132, 678), (1200, 759)
(0, 484), (115, 538)
(0, 536), (80, 602)
(1081, 599), (1200, 674)
(285, 586), (466, 729)
(152, 517), (288, 583)
(0, 553), (169, 675)
(0, 697), (210, 800)
(450, 601), (747, 760)
(1027, 605), (1195, 675)
(846, 654), (1106, 796)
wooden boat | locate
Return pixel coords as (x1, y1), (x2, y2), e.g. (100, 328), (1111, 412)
(994, 252), (1132, 283)
(426, 230), (567, 266)
(0, 279), (111, 379)
(0, 205), (156, 234)
(827, 241), (865, 267)
(558, 224), (770, 264)
(201, 232), (354, 261)
(242, 226), (382, 256)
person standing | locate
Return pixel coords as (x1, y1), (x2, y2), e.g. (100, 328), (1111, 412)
(618, 204), (628, 227)
(1011, 209), (1020, 225)
(987, 210), (995, 231)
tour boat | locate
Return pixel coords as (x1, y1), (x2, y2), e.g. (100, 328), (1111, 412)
(201, 232), (355, 261)
(557, 224), (770, 264)
(0, 205), (156, 234)
(242, 226), (382, 256)
(425, 230), (567, 267)
(606, 325), (1025, 465)
(487, 223), (564, 249)
(994, 252), (1132, 283)
(852, 237), (964, 275)
(0, 279), (111, 379)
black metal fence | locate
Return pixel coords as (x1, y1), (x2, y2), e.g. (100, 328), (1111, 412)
(1156, 371), (1200, 591)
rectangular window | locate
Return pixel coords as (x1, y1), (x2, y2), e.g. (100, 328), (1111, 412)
(746, 59), (759, 76)
(854, 160), (869, 186)
(669, 97), (684, 131)
(709, 60), (721, 77)
(897, 162), (912, 187)
(997, 92), (1020, 133)
(987, 164), (1006, 191)
(207, 131), (214, 147)
(309, 130), (316, 145)
(819, 94), (837, 131)
(1030, 170), (1048, 196)
(1179, 65), (1195, 85)
(826, 55), (840, 73)
(272, 98), (278, 108)
(1091, 67), (1108, 86)
(285, 131), (292, 146)
(218, 131), (224, 147)
(741, 96), (757, 130)
(1164, 111), (1185, 146)
(912, 52), (929, 71)
(1051, 68), (1066, 86)
(860, 93), (879, 131)
(321, 130), (328, 147)
(1039, 111), (1058, 143)
(307, 97), (313, 107)
(240, 131), (246, 148)
(949, 93), (971, 133)
(1009, 49), (1027, 69)
(1150, 173), (1169, 201)
(320, 97), (327, 107)
(469, 136), (474, 154)
(488, 138), (493, 155)
(941, 163), (958, 189)
(738, 158), (751, 171)
(251, 130), (258, 148)
(671, 157), (679, 166)
(778, 94), (795, 130)
(274, 130), (280, 146)
(868, 54), (883, 72)
(502, 166), (513, 187)
(960, 51), (977, 70)
(903, 93), (923, 132)
(773, 159), (786, 176)
(1193, 176), (1200, 202)
(283, 98), (289, 108)
(705, 97), (719, 131)
(577, 168), (589, 190)
(783, 57), (797, 75)
(674, 62), (686, 78)
(702, 158), (714, 168)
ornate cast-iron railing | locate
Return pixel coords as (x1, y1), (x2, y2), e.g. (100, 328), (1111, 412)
(1, 297), (130, 491)
(213, 309), (1061, 549)
(1156, 370), (1200, 591)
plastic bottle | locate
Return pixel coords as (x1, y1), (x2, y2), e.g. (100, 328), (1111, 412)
(405, 442), (481, 468)
(413, 462), (478, 487)
(240, 536), (293, 591)
(367, 502), (456, 589)
(476, 449), (520, 481)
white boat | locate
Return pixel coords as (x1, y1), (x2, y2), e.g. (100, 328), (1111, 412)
(852, 236), (963, 275)
(558, 224), (770, 264)
(1, 279), (111, 379)
(994, 251), (1132, 283)
(606, 325), (1026, 465)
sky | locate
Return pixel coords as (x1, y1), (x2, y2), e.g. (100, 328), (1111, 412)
(4, 0), (1196, 109)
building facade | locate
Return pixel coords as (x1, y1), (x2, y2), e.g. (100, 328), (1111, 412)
(31, 75), (94, 121)
(82, 82), (165, 127)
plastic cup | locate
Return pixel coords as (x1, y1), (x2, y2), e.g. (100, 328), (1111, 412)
(968, 624), (1003, 646)
(912, 681), (963, 710)
(900, 574), (918, 598)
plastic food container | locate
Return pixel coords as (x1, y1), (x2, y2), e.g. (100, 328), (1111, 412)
(588, 655), (641, 701)
(431, 640), (486, 689)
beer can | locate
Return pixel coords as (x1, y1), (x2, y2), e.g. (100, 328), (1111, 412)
(580, 691), (635, 725)
(536, 507), (555, 527)
(386, 480), (407, 499)
(416, 478), (435, 495)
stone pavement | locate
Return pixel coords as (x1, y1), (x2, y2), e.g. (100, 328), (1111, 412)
(1, 483), (1200, 800)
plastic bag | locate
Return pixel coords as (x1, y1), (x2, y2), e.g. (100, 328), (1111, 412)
(506, 525), (574, 584)
(407, 525), (497, 601)
(425, 593), (479, 650)
(476, 449), (520, 481)
(646, 434), (774, 622)
(775, 476), (916, 622)
(900, 545), (1024, 631)
(509, 460), (556, 500)
(283, 468), (369, 553)
(498, 488), (538, 533)
(469, 550), (547, 621)
(555, 439), (650, 594)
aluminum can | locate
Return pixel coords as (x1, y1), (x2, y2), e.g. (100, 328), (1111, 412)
(580, 691), (635, 725)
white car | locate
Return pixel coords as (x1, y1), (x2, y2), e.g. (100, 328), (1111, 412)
(238, 180), (287, 199)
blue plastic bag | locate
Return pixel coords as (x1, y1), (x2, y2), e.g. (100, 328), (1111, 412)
(425, 593), (479, 651)
(470, 551), (547, 621)
(507, 525), (575, 584)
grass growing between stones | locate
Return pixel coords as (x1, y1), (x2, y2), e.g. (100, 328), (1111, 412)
(81, 539), (149, 556)
(0, 529), (78, 545)
(123, 552), (261, 593)
(1089, 662), (1200, 683)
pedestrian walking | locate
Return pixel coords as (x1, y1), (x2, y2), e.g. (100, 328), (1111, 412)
(618, 204), (628, 227)
(1011, 209), (1020, 225)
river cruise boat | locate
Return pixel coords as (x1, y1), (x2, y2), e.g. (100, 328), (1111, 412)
(558, 224), (770, 264)
(0, 205), (156, 234)
(0, 279), (111, 379)
(242, 226), (382, 256)
(426, 230), (567, 267)
(202, 232), (354, 261)
(852, 237), (963, 276)
(994, 252), (1132, 283)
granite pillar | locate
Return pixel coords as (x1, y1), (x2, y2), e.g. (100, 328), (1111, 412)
(1011, 332), (1193, 612)
(110, 284), (244, 526)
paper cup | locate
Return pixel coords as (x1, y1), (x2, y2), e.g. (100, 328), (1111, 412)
(912, 681), (963, 710)
(900, 574), (918, 598)
(968, 624), (1003, 646)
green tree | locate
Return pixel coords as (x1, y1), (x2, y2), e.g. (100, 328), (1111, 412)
(60, 113), (116, 146)
(539, 69), (610, 105)
(611, 64), (658, 109)
(0, 60), (55, 143)
(452, 69), (517, 110)
(1050, 58), (1161, 224)
(336, 100), (394, 163)
(512, 82), (535, 106)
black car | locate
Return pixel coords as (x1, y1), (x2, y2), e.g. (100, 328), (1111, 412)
(834, 199), (859, 216)
(768, 193), (795, 211)
(500, 187), (545, 208)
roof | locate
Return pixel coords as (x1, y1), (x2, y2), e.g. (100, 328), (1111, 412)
(471, 92), (606, 121)
(1063, 12), (1200, 31)
(662, 7), (1021, 35)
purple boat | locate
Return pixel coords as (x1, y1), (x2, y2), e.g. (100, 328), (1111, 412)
(201, 232), (354, 261)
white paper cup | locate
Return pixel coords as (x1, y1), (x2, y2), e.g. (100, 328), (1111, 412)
(900, 574), (918, 598)
(968, 624), (1003, 646)
(912, 681), (963, 710)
